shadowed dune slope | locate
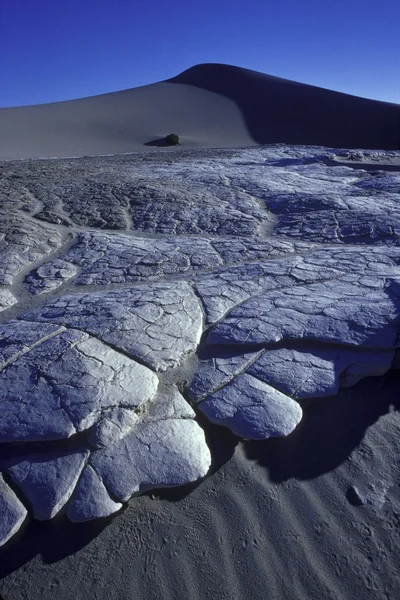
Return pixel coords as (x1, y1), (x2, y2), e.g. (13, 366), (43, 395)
(0, 63), (399, 159)
(169, 64), (400, 150)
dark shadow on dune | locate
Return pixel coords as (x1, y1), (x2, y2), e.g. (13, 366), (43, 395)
(244, 370), (400, 483)
(144, 138), (170, 147)
(168, 63), (400, 150)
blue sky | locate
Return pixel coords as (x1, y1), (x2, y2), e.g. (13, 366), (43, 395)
(0, 0), (399, 107)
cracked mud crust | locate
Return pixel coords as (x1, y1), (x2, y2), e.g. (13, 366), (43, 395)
(0, 144), (399, 546)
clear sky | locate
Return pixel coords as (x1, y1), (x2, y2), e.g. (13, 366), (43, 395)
(0, 0), (399, 107)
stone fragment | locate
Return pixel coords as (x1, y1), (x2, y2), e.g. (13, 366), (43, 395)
(0, 474), (28, 546)
(26, 259), (78, 295)
(67, 465), (122, 523)
(199, 373), (302, 440)
(348, 481), (392, 509)
(6, 450), (89, 520)
(0, 288), (17, 312)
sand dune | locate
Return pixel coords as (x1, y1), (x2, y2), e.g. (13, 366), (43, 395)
(0, 81), (251, 160)
(170, 64), (400, 150)
(0, 63), (398, 159)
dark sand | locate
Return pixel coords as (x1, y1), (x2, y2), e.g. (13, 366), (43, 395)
(1, 372), (399, 600)
(0, 63), (398, 160)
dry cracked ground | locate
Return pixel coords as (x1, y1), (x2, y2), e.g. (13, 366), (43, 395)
(0, 145), (400, 547)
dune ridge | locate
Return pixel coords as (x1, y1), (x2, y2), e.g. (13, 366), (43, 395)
(0, 63), (398, 159)
(169, 63), (400, 150)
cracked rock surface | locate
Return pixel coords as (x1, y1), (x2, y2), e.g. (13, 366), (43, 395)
(0, 145), (399, 545)
(22, 282), (204, 372)
(0, 322), (159, 442)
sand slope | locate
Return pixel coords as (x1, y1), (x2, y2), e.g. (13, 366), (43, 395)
(0, 63), (398, 159)
(0, 81), (251, 160)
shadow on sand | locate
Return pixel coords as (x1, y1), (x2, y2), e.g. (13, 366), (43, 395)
(144, 138), (180, 148)
(144, 138), (170, 147)
(244, 370), (400, 483)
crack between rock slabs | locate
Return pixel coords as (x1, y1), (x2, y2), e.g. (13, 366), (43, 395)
(0, 325), (67, 372)
(31, 323), (160, 374)
(201, 336), (398, 357)
(191, 349), (266, 403)
(199, 273), (352, 329)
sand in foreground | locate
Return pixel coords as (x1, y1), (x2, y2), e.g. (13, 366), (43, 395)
(1, 372), (399, 600)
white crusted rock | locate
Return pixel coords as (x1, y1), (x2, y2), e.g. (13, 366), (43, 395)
(67, 465), (122, 523)
(91, 420), (211, 502)
(189, 350), (263, 402)
(193, 254), (345, 324)
(0, 212), (62, 285)
(64, 233), (223, 285)
(54, 233), (314, 287)
(0, 323), (158, 442)
(0, 320), (64, 367)
(246, 347), (395, 399)
(0, 474), (28, 546)
(190, 345), (395, 411)
(88, 409), (139, 449)
(26, 259), (78, 295)
(207, 276), (400, 349)
(199, 373), (302, 440)
(193, 245), (400, 325)
(0, 288), (17, 312)
(6, 450), (89, 520)
(90, 389), (211, 502)
(0, 145), (399, 540)
(144, 386), (196, 421)
(22, 282), (204, 371)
